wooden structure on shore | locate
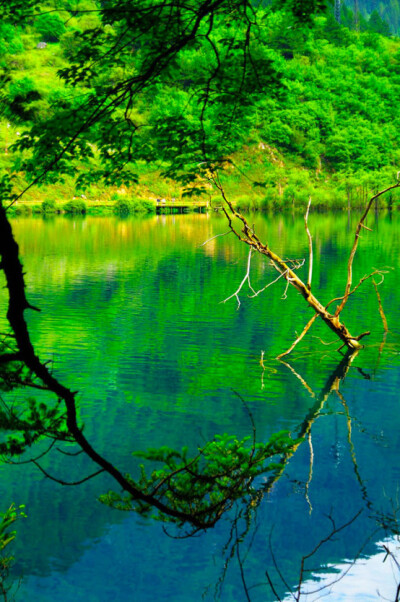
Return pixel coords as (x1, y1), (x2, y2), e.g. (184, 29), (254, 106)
(155, 201), (208, 214)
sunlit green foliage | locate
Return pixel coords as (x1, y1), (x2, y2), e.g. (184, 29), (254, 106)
(113, 197), (155, 214)
(0, 0), (398, 209)
(62, 199), (87, 214)
(35, 12), (66, 43)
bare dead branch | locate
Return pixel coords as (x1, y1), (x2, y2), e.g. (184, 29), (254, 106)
(221, 248), (256, 308)
(199, 230), (232, 247)
(337, 390), (372, 509)
(211, 173), (370, 352)
(276, 314), (319, 360)
(249, 270), (287, 299)
(260, 350), (265, 390)
(373, 278), (389, 332)
(335, 183), (400, 317)
(279, 361), (316, 397)
(304, 197), (313, 290)
(296, 510), (363, 599)
(305, 432), (314, 515)
(326, 269), (388, 310)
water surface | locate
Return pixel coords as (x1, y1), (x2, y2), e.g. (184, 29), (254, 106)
(1, 211), (400, 601)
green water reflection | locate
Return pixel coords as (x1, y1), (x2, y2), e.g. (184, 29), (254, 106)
(1, 212), (400, 601)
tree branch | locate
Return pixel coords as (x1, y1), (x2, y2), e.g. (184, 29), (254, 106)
(335, 183), (400, 317)
(304, 196), (313, 291)
(276, 313), (319, 360)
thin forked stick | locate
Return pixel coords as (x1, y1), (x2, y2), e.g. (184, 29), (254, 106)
(326, 269), (388, 310)
(372, 278), (389, 332)
(200, 230), (231, 247)
(221, 248), (256, 308)
(335, 183), (400, 317)
(276, 313), (319, 360)
(304, 196), (313, 290)
(249, 270), (287, 298)
(279, 360), (315, 397)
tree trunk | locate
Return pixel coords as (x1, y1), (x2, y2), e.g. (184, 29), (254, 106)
(260, 246), (364, 350)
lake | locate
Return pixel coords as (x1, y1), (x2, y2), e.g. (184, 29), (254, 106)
(1, 210), (400, 601)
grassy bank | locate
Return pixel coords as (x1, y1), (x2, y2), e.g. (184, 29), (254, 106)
(6, 195), (211, 217)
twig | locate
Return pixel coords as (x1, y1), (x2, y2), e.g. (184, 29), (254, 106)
(269, 528), (295, 599)
(235, 522), (252, 602)
(260, 350), (265, 390)
(32, 461), (105, 485)
(276, 314), (319, 360)
(305, 432), (314, 515)
(281, 278), (290, 300)
(304, 197), (313, 290)
(372, 278), (389, 332)
(335, 183), (400, 317)
(5, 439), (57, 465)
(337, 390), (372, 509)
(249, 270), (287, 299)
(326, 269), (388, 310)
(279, 361), (315, 398)
(199, 230), (231, 247)
(221, 248), (256, 308)
(265, 569), (282, 601)
(296, 510), (363, 599)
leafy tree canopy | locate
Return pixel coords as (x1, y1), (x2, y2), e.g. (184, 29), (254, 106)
(5, 0), (331, 194)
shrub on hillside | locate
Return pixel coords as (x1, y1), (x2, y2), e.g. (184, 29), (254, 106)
(42, 199), (56, 213)
(15, 204), (32, 215)
(113, 198), (133, 215)
(114, 198), (155, 215)
(131, 199), (155, 213)
(63, 199), (87, 214)
(35, 13), (66, 43)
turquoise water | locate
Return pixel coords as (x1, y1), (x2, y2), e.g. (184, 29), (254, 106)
(1, 212), (400, 601)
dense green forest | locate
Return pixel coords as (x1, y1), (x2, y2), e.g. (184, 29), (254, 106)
(1, 1), (400, 211)
(346, 0), (400, 35)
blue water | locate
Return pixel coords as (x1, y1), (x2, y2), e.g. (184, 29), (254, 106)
(1, 212), (400, 601)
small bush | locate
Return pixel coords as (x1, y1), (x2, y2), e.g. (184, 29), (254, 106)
(114, 198), (155, 215)
(15, 203), (32, 215)
(63, 199), (87, 214)
(42, 199), (56, 213)
(113, 198), (133, 215)
(260, 194), (274, 211)
(139, 199), (156, 213)
(35, 13), (66, 43)
(235, 196), (252, 212)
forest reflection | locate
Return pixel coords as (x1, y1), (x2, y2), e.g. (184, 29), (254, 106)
(1, 212), (400, 600)
(1, 339), (399, 600)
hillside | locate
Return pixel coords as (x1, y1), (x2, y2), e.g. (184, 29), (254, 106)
(0, 2), (400, 211)
(345, 0), (400, 34)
